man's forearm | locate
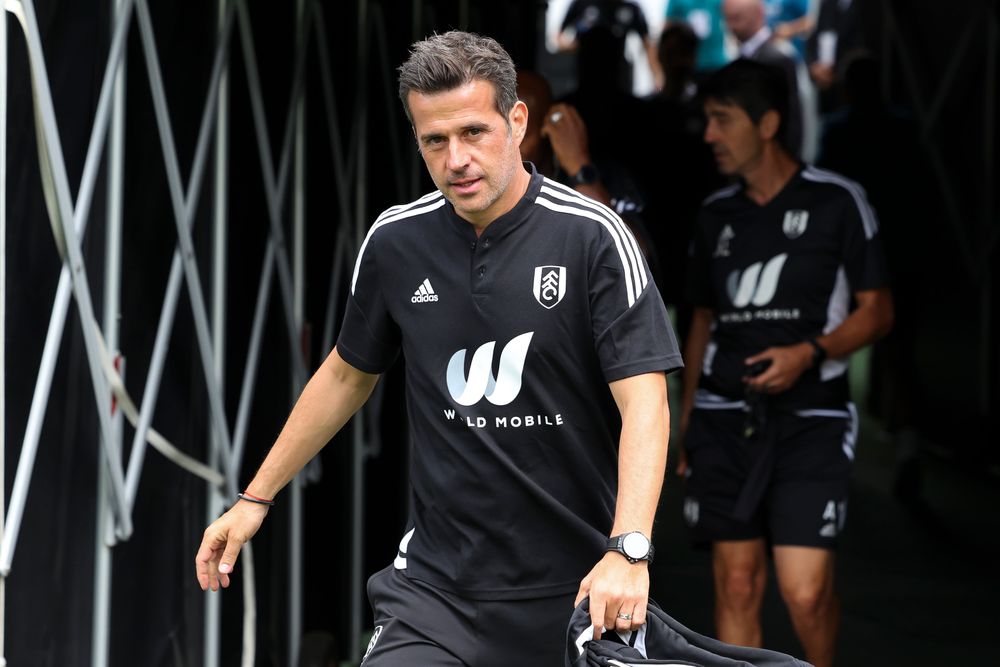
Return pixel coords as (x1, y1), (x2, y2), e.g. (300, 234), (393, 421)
(245, 347), (378, 499)
(609, 373), (670, 537)
(814, 288), (894, 360)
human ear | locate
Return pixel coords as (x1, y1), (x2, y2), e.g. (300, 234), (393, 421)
(510, 100), (528, 143)
(759, 109), (781, 142)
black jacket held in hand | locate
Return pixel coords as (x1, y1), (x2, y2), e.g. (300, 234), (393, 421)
(566, 598), (812, 666)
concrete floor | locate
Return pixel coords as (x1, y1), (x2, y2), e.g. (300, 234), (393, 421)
(650, 417), (1000, 665)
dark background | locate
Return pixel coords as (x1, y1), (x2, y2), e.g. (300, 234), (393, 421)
(3, 0), (997, 665)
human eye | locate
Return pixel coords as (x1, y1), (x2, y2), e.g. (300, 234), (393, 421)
(423, 135), (446, 149)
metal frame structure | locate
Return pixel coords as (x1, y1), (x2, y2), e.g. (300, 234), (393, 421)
(0, 0), (425, 664)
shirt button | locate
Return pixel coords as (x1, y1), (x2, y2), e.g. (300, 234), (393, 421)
(483, 238), (491, 247)
(478, 267), (486, 278)
(470, 241), (477, 251)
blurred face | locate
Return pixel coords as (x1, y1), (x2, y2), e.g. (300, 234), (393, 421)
(703, 99), (767, 176)
(723, 0), (764, 42)
(409, 80), (528, 228)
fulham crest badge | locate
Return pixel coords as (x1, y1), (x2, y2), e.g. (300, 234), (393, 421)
(782, 209), (809, 239)
(533, 266), (566, 309)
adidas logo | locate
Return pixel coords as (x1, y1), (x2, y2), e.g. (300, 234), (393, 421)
(411, 278), (439, 303)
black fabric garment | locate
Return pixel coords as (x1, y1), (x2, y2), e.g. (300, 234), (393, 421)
(685, 165), (888, 412)
(566, 598), (812, 666)
(362, 566), (574, 666)
(561, 0), (649, 40)
(561, 0), (651, 93)
(805, 0), (861, 70)
(338, 164), (682, 600)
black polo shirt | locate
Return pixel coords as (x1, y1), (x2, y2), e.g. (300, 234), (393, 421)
(337, 164), (682, 600)
(686, 165), (888, 412)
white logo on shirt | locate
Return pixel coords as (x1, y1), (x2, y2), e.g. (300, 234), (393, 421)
(726, 254), (788, 308)
(783, 210), (809, 239)
(713, 224), (735, 258)
(362, 625), (383, 661)
(411, 278), (439, 303)
(533, 266), (566, 309)
(446, 332), (534, 406)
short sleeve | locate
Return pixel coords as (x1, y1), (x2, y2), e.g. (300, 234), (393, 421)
(335, 233), (401, 373)
(684, 212), (715, 307)
(840, 189), (889, 293)
(589, 228), (683, 382)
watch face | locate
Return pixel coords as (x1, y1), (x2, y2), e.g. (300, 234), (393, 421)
(622, 532), (649, 559)
(574, 164), (599, 185)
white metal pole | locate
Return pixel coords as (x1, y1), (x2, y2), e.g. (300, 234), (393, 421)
(0, 0), (138, 574)
(92, 0), (128, 663)
(204, 2), (229, 666)
(288, 1), (306, 665)
(0, 5), (8, 664)
(350, 0), (369, 659)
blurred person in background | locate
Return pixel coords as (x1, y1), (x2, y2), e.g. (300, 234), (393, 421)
(644, 22), (727, 343)
(723, 0), (808, 157)
(558, 0), (663, 92)
(806, 0), (861, 113)
(665, 0), (731, 75)
(679, 59), (893, 667)
(518, 70), (659, 270)
(764, 0), (815, 59)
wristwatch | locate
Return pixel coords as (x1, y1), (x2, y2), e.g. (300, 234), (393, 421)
(570, 163), (600, 186)
(607, 531), (655, 564)
(807, 338), (827, 367)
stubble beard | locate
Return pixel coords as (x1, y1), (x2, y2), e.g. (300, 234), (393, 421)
(452, 142), (519, 221)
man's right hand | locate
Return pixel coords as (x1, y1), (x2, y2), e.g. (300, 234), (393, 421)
(195, 500), (269, 591)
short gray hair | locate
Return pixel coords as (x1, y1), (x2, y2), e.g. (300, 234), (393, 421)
(398, 31), (518, 127)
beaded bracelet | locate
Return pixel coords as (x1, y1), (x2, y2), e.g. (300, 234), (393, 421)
(237, 491), (275, 506)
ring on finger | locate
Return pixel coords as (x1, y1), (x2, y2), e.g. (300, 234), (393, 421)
(549, 111), (563, 123)
(616, 612), (632, 621)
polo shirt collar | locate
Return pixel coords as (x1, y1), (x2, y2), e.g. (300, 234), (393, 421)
(444, 162), (543, 241)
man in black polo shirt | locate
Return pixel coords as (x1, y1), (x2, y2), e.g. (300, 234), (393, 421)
(679, 60), (893, 667)
(195, 31), (682, 665)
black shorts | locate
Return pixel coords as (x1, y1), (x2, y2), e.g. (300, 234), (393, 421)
(682, 405), (857, 549)
(362, 565), (576, 666)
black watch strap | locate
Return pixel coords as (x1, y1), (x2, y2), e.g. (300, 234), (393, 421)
(807, 338), (827, 366)
(606, 532), (655, 564)
(570, 163), (600, 185)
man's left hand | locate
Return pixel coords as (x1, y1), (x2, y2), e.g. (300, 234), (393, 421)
(574, 552), (649, 639)
(743, 343), (813, 394)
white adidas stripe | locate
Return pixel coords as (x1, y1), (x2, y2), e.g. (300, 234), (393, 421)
(535, 196), (639, 307)
(802, 167), (880, 240)
(541, 179), (647, 292)
(373, 189), (443, 224)
(422, 278), (434, 294)
(535, 182), (648, 308)
(702, 183), (741, 205)
(351, 196), (447, 294)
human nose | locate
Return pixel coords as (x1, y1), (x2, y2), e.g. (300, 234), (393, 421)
(703, 120), (717, 145)
(446, 140), (470, 171)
